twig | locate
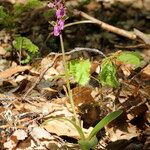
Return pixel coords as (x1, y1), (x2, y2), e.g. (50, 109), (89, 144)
(115, 43), (148, 49)
(75, 10), (137, 40)
(51, 47), (106, 57)
(64, 20), (95, 28)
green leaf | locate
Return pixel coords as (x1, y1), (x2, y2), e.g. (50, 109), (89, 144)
(20, 55), (31, 64)
(116, 51), (142, 68)
(88, 110), (123, 140)
(69, 59), (91, 86)
(78, 136), (98, 150)
(13, 37), (39, 54)
(13, 36), (39, 64)
(99, 59), (119, 88)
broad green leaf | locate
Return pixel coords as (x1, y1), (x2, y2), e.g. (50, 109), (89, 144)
(69, 59), (91, 86)
(116, 51), (142, 68)
(99, 59), (119, 88)
(88, 110), (123, 140)
(78, 136), (98, 150)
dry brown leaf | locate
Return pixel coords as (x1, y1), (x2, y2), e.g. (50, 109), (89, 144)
(4, 139), (17, 149)
(90, 61), (100, 74)
(0, 65), (31, 79)
(30, 127), (53, 140)
(0, 79), (18, 88)
(120, 64), (132, 77)
(43, 120), (80, 139)
(16, 137), (31, 150)
(141, 64), (150, 80)
(44, 67), (59, 80)
(13, 129), (28, 141)
(0, 93), (16, 101)
(0, 46), (6, 56)
(0, 59), (10, 71)
(116, 60), (135, 77)
(119, 93), (148, 120)
(107, 123), (140, 141)
(72, 86), (94, 106)
(13, 101), (25, 111)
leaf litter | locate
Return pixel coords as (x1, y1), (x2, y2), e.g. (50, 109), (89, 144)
(0, 0), (150, 150)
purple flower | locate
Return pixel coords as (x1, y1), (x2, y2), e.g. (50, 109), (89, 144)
(48, 0), (66, 36)
(56, 5), (65, 19)
(58, 19), (64, 30)
(54, 25), (60, 36)
(53, 20), (65, 36)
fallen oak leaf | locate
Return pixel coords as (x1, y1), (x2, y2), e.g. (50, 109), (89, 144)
(0, 65), (31, 79)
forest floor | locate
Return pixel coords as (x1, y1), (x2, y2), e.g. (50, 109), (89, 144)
(0, 0), (150, 149)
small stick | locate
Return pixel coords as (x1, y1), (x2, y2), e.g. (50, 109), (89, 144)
(115, 44), (148, 49)
(76, 11), (137, 40)
(51, 47), (106, 57)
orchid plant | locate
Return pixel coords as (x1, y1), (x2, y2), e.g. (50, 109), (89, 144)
(48, 0), (66, 36)
(47, 1), (123, 149)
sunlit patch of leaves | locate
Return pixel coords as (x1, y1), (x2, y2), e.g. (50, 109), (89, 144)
(68, 51), (143, 88)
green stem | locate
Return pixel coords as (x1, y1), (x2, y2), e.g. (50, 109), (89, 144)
(59, 34), (79, 126)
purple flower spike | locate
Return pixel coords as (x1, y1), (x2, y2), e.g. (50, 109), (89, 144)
(48, 0), (66, 36)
